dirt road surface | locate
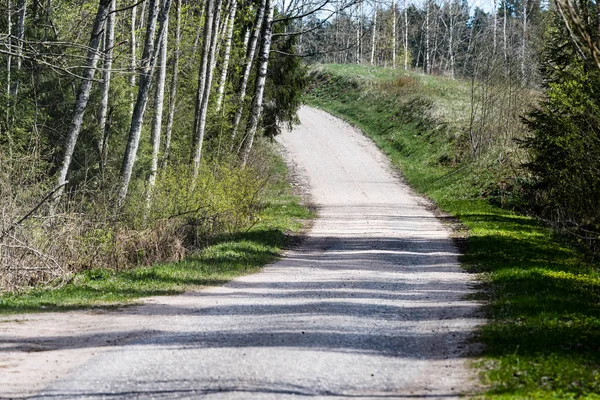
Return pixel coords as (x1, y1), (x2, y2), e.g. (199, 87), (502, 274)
(0, 106), (482, 399)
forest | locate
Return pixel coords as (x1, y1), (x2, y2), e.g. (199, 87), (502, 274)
(0, 0), (599, 293)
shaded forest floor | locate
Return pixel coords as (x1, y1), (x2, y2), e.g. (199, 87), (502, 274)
(306, 64), (600, 399)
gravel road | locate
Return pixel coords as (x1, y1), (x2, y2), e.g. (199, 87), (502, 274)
(0, 106), (482, 399)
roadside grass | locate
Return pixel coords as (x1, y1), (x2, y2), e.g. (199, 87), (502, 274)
(306, 64), (600, 399)
(0, 148), (313, 315)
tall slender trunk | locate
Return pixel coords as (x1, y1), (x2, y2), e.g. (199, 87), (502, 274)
(147, 14), (169, 207)
(98, 0), (116, 169)
(503, 0), (507, 64)
(215, 0), (238, 112)
(129, 3), (137, 115)
(355, 6), (360, 64)
(425, 0), (430, 73)
(240, 0), (273, 167)
(118, 0), (173, 206)
(53, 0), (111, 205)
(392, 0), (396, 69)
(191, 0), (223, 179)
(11, 0), (26, 97)
(432, 3), (439, 72)
(6, 0), (12, 123)
(230, 0), (267, 146)
(449, 4), (455, 78)
(521, 0), (527, 83)
(370, 7), (377, 65)
(404, 0), (408, 70)
(493, 0), (497, 54)
(161, 0), (181, 170)
(190, 0), (214, 175)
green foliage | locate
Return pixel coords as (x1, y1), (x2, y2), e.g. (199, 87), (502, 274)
(263, 24), (308, 138)
(522, 18), (600, 242)
(306, 63), (600, 399)
(0, 144), (313, 312)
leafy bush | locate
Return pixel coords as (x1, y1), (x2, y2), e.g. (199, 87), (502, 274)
(0, 156), (269, 292)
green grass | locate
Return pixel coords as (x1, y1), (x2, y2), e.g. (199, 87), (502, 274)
(0, 149), (314, 315)
(306, 64), (600, 399)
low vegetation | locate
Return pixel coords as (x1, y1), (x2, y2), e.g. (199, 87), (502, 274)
(306, 63), (600, 399)
(0, 143), (313, 314)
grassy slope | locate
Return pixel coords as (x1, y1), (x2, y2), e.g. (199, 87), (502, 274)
(0, 147), (313, 314)
(306, 64), (600, 399)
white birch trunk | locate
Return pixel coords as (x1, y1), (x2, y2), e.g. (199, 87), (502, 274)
(147, 14), (169, 208)
(493, 0), (497, 54)
(521, 0), (527, 83)
(161, 0), (181, 170)
(449, 4), (455, 78)
(240, 0), (274, 167)
(392, 0), (396, 69)
(191, 0), (223, 179)
(6, 0), (12, 121)
(54, 0), (111, 204)
(370, 7), (377, 65)
(11, 0), (26, 97)
(404, 0), (408, 70)
(118, 0), (173, 206)
(230, 0), (267, 145)
(215, 0), (238, 112)
(129, 3), (137, 116)
(503, 0), (507, 64)
(425, 0), (430, 73)
(98, 0), (116, 168)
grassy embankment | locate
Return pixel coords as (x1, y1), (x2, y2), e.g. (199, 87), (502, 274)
(306, 64), (600, 399)
(0, 147), (313, 314)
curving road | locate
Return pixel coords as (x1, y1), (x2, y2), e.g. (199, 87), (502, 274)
(1, 106), (482, 399)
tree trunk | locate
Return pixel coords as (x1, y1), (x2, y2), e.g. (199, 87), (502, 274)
(215, 0), (238, 113)
(503, 0), (507, 64)
(493, 0), (497, 54)
(11, 0), (27, 97)
(404, 0), (408, 70)
(6, 0), (12, 123)
(98, 0), (116, 170)
(129, 2), (137, 116)
(118, 0), (173, 206)
(147, 14), (169, 208)
(425, 0), (430, 73)
(370, 7), (377, 65)
(53, 0), (111, 205)
(230, 0), (267, 146)
(392, 0), (396, 69)
(449, 4), (455, 78)
(521, 0), (527, 83)
(240, 0), (274, 167)
(161, 0), (181, 170)
(191, 0), (223, 179)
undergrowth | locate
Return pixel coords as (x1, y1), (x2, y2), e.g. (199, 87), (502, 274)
(306, 64), (600, 399)
(0, 143), (313, 314)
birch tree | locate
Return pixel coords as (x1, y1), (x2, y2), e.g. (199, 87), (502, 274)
(119, 0), (173, 206)
(98, 0), (116, 169)
(53, 0), (111, 204)
(240, 0), (274, 166)
(147, 14), (169, 206)
(191, 0), (223, 179)
(230, 0), (267, 145)
(10, 0), (27, 97)
(161, 0), (181, 169)
(215, 0), (238, 112)
(370, 6), (377, 65)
